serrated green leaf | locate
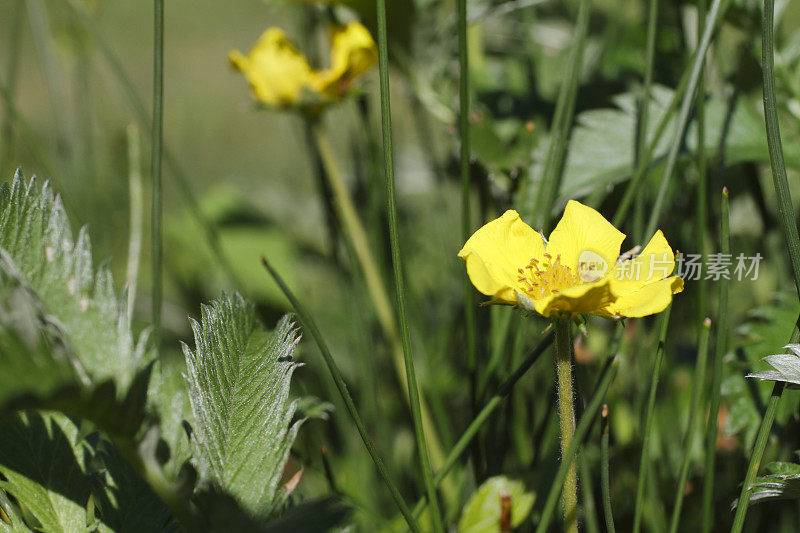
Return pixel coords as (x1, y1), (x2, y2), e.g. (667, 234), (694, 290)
(183, 293), (303, 519)
(0, 172), (145, 393)
(458, 476), (535, 533)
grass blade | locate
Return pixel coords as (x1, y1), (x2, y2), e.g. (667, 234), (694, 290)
(633, 306), (671, 533)
(261, 257), (420, 532)
(125, 123), (144, 330)
(643, 0), (729, 241)
(408, 332), (554, 521)
(375, 0), (443, 529)
(731, 0), (800, 524)
(600, 404), (616, 533)
(0, 0), (23, 175)
(668, 318), (712, 533)
(151, 0), (164, 349)
(701, 187), (729, 533)
(531, 0), (590, 230)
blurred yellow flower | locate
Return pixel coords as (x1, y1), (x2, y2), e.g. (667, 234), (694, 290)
(229, 28), (315, 107)
(458, 201), (683, 318)
(229, 22), (377, 109)
(313, 22), (379, 98)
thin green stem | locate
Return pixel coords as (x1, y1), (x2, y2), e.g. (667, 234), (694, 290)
(150, 0), (164, 350)
(125, 123), (144, 331)
(532, 0), (590, 230)
(408, 332), (554, 520)
(635, 0), (658, 167)
(536, 355), (620, 533)
(696, 0), (709, 326)
(1, 0), (24, 175)
(62, 0), (243, 291)
(375, 0), (443, 529)
(600, 404), (616, 533)
(613, 69), (689, 227)
(25, 0), (70, 170)
(760, 0), (800, 294)
(633, 306), (672, 533)
(643, 0), (729, 241)
(668, 318), (712, 533)
(553, 318), (578, 533)
(701, 187), (729, 533)
(458, 0), (478, 471)
(261, 258), (420, 532)
(730, 380), (787, 533)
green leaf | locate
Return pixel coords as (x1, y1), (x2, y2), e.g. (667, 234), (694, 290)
(457, 476), (535, 533)
(554, 86), (798, 201)
(0, 172), (145, 392)
(748, 344), (800, 387)
(0, 412), (91, 533)
(183, 293), (304, 519)
(0, 252), (84, 410)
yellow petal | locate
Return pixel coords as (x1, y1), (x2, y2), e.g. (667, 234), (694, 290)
(458, 210), (546, 304)
(545, 200), (626, 279)
(610, 230), (675, 293)
(533, 278), (616, 318)
(229, 28), (315, 107)
(313, 22), (378, 98)
(602, 276), (684, 318)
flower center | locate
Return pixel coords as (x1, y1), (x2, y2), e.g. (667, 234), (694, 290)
(517, 253), (582, 299)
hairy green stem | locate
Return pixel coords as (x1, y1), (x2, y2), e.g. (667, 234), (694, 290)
(262, 258), (420, 532)
(701, 188), (729, 533)
(633, 307), (671, 533)
(554, 318), (578, 533)
(374, 0), (443, 529)
(668, 318), (712, 533)
(536, 355), (619, 533)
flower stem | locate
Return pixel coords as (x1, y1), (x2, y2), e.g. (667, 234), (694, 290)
(554, 317), (578, 533)
(536, 355), (619, 533)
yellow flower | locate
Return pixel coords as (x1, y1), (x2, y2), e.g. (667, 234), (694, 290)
(229, 22), (377, 109)
(313, 22), (379, 98)
(229, 28), (316, 107)
(458, 201), (683, 318)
